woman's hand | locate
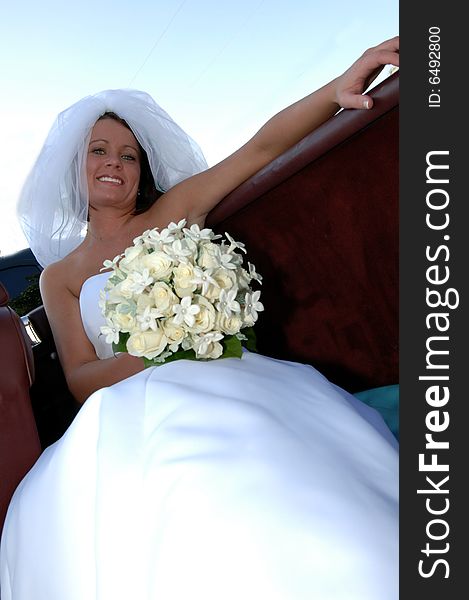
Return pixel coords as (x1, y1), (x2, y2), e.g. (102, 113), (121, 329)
(163, 35), (400, 226)
(335, 36), (399, 110)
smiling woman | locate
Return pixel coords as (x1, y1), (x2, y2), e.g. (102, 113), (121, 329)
(87, 114), (164, 219)
(87, 118), (142, 210)
(0, 34), (399, 600)
(0, 1), (398, 260)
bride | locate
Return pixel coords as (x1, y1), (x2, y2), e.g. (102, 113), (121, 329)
(1, 38), (399, 599)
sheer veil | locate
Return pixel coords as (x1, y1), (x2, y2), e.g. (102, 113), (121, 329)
(17, 89), (208, 268)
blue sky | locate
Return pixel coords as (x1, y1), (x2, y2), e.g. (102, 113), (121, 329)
(0, 0), (398, 256)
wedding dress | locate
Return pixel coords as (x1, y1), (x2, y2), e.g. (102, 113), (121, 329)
(0, 272), (398, 600)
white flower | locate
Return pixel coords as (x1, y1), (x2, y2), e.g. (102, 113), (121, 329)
(166, 238), (196, 262)
(216, 288), (241, 318)
(113, 313), (136, 333)
(136, 293), (155, 312)
(172, 296), (200, 327)
(183, 223), (220, 242)
(225, 232), (247, 254)
(101, 254), (123, 271)
(127, 269), (154, 295)
(108, 277), (134, 301)
(100, 222), (263, 366)
(167, 219), (187, 232)
(151, 282), (178, 314)
(112, 302), (137, 332)
(248, 262), (263, 284)
(127, 329), (168, 359)
(204, 268), (237, 301)
(146, 227), (176, 250)
(100, 321), (120, 345)
(119, 244), (146, 272)
(219, 252), (238, 270)
(244, 290), (264, 323)
(189, 296), (216, 334)
(192, 332), (224, 359)
(214, 268), (237, 291)
(137, 305), (164, 331)
(197, 243), (222, 269)
(132, 231), (148, 246)
(190, 266), (219, 296)
(162, 317), (187, 349)
(216, 312), (244, 336)
(173, 263), (197, 297)
(141, 251), (173, 280)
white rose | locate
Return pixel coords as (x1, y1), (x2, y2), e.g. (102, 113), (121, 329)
(119, 245), (146, 273)
(198, 243), (221, 269)
(162, 318), (187, 347)
(136, 293), (155, 312)
(189, 296), (216, 334)
(141, 251), (173, 280)
(151, 282), (178, 315)
(173, 263), (197, 297)
(193, 332), (224, 359)
(126, 329), (168, 359)
(204, 268), (237, 301)
(216, 312), (243, 336)
(112, 303), (136, 333)
(113, 277), (137, 300)
(203, 342), (223, 359)
(204, 283), (221, 302)
(214, 268), (237, 290)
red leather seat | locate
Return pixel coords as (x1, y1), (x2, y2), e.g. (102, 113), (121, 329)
(0, 282), (41, 535)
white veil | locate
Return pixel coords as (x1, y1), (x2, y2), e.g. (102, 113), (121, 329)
(17, 89), (209, 268)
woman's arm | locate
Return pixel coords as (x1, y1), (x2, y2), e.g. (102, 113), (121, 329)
(40, 265), (145, 404)
(157, 36), (399, 225)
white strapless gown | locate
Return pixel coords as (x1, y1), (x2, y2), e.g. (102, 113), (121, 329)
(1, 273), (398, 600)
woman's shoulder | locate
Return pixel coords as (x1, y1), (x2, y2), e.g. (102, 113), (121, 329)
(40, 251), (90, 299)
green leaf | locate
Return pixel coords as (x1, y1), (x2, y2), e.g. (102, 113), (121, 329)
(143, 348), (197, 368)
(221, 334), (243, 358)
(122, 328), (258, 370)
(112, 332), (130, 354)
(242, 327), (258, 352)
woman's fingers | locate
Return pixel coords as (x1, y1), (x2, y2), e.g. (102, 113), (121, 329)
(336, 36), (399, 109)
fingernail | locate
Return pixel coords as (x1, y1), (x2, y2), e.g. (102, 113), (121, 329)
(363, 99), (370, 109)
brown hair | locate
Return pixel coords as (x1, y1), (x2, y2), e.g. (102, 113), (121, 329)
(97, 112), (163, 214)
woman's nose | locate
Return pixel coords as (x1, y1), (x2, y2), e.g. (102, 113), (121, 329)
(105, 154), (122, 167)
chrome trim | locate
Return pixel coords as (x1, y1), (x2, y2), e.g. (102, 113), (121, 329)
(21, 315), (42, 347)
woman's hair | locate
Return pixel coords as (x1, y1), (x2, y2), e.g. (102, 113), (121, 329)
(97, 112), (163, 214)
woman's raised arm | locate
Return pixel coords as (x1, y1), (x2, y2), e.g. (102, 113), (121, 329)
(160, 36), (399, 225)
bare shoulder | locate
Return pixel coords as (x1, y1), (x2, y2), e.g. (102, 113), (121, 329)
(40, 253), (84, 306)
(40, 260), (68, 296)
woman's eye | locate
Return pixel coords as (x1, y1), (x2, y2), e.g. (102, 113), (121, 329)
(91, 148), (105, 155)
(122, 154), (136, 161)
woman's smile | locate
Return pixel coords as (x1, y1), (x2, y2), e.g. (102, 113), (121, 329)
(87, 118), (141, 204)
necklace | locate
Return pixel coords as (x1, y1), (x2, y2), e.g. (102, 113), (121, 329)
(86, 228), (121, 243)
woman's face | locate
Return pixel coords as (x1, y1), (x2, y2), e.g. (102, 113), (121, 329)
(86, 118), (141, 208)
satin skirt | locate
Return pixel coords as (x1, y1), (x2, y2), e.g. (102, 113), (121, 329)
(1, 352), (398, 599)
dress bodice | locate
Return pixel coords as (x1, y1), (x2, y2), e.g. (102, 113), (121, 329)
(79, 272), (113, 360)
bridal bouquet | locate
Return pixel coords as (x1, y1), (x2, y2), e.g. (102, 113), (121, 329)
(99, 220), (263, 367)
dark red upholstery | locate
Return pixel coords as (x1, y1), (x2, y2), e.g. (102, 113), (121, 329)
(27, 305), (79, 449)
(0, 282), (41, 534)
(208, 73), (399, 391)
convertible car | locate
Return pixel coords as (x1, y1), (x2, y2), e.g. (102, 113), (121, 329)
(0, 71), (399, 535)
